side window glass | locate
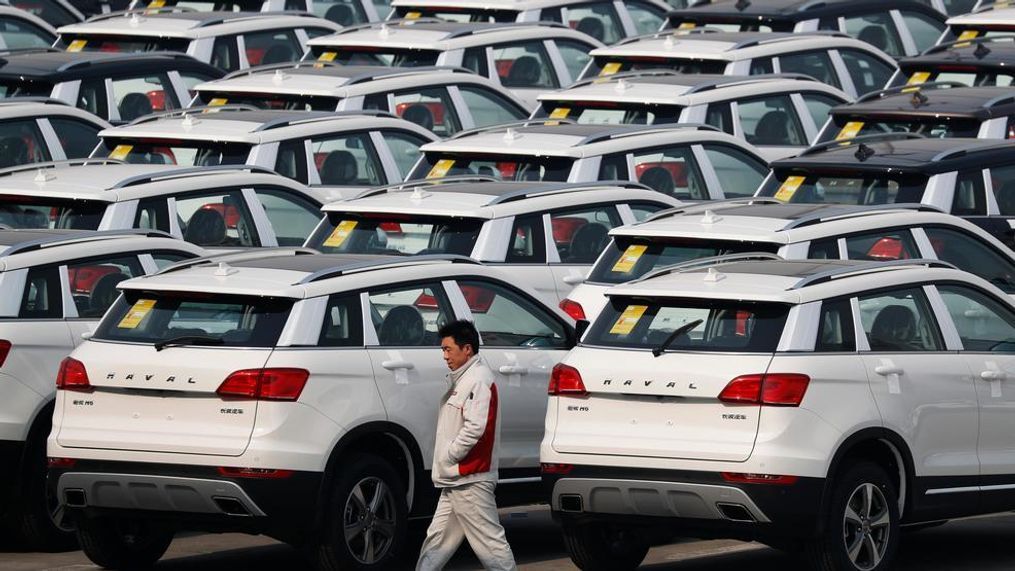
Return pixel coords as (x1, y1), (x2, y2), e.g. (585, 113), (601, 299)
(315, 0), (368, 26)
(178, 72), (217, 102)
(844, 13), (905, 58)
(800, 93), (842, 134)
(371, 0), (391, 19)
(990, 164), (1015, 215)
(778, 51), (840, 88)
(151, 251), (193, 270)
(19, 265), (61, 318)
(274, 138), (309, 184)
(556, 40), (595, 83)
(461, 47), (489, 77)
(550, 205), (620, 264)
(858, 287), (944, 351)
(738, 95), (807, 147)
(952, 170), (986, 216)
(845, 229), (920, 261)
(243, 29), (300, 67)
(319, 293), (364, 347)
(369, 283), (452, 346)
(380, 130), (430, 179)
(702, 144), (766, 198)
(631, 145), (708, 200)
(506, 214), (545, 263)
(362, 93), (389, 112)
(628, 201), (665, 221)
(211, 36), (240, 72)
(457, 280), (568, 348)
(111, 74), (176, 122)
(457, 85), (526, 128)
(538, 7), (563, 22)
(68, 255), (144, 318)
(134, 197), (171, 232)
(175, 190), (259, 247)
(254, 188), (322, 247)
(565, 2), (622, 44)
(925, 226), (1015, 294)
(938, 284), (1015, 352)
(839, 49), (895, 96)
(77, 79), (107, 119)
(492, 41), (558, 89)
(47, 117), (100, 159)
(310, 132), (385, 186)
(817, 298), (856, 352)
(749, 57), (774, 75)
(0, 17), (54, 49)
(626, 1), (665, 36)
(705, 104), (734, 135)
(0, 118), (50, 167)
(392, 88), (461, 137)
(809, 238), (840, 259)
(598, 152), (628, 180)
(901, 11), (946, 54)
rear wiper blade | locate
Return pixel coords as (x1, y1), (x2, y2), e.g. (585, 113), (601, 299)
(153, 335), (224, 351)
(652, 319), (703, 358)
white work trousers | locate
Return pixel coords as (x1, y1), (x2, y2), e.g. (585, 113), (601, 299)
(416, 481), (517, 571)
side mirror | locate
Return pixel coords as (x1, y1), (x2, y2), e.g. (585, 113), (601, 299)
(574, 319), (590, 340)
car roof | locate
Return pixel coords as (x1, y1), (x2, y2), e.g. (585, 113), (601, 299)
(668, 0), (944, 24)
(322, 179), (678, 219)
(0, 229), (205, 271)
(57, 10), (337, 39)
(390, 0), (650, 11)
(900, 37), (1015, 69)
(0, 98), (111, 125)
(947, 5), (1015, 27)
(307, 20), (602, 50)
(831, 84), (1015, 121)
(537, 72), (847, 106)
(771, 136), (1015, 175)
(0, 49), (221, 81)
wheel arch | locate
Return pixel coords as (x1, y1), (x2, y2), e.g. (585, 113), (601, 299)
(823, 427), (916, 523)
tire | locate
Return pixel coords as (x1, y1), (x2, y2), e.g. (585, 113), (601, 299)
(77, 518), (173, 570)
(561, 520), (648, 571)
(8, 412), (76, 551)
(806, 462), (900, 571)
(314, 454), (407, 571)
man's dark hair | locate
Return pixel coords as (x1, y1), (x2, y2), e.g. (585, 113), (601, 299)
(439, 320), (480, 354)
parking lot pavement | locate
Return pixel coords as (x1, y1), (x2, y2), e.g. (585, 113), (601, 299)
(6, 506), (1015, 570)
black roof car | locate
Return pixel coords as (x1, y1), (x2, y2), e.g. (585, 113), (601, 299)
(889, 37), (1015, 87)
(668, 0), (946, 29)
(769, 136), (1012, 175)
(0, 49), (222, 87)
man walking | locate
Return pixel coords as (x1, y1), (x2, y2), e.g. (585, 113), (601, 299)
(416, 320), (517, 571)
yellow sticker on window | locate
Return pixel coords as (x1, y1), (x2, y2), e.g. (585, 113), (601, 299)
(957, 29), (980, 41)
(208, 97), (228, 107)
(109, 144), (133, 160)
(405, 10), (421, 19)
(318, 51), (337, 62)
(66, 39), (86, 52)
(836, 121), (864, 141)
(906, 71), (931, 86)
(774, 175), (806, 202)
(148, 0), (165, 7)
(599, 62), (622, 76)
(118, 299), (156, 329)
(323, 220), (358, 248)
(678, 22), (696, 29)
(549, 107), (570, 119)
(427, 159), (455, 179)
(610, 304), (647, 335)
(611, 244), (647, 273)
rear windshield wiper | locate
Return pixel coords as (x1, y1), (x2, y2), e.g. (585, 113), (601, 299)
(153, 335), (224, 352)
(652, 319), (703, 358)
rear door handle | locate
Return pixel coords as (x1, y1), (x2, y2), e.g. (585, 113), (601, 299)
(981, 370), (1007, 381)
(875, 366), (904, 376)
(382, 360), (415, 371)
(499, 365), (529, 375)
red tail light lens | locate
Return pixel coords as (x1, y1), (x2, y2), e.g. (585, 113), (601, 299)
(48, 457), (77, 468)
(721, 472), (798, 485)
(217, 467), (294, 479)
(56, 357), (92, 392)
(559, 298), (586, 321)
(548, 364), (587, 397)
(0, 339), (10, 367)
(541, 463), (575, 475)
(217, 368), (309, 401)
(718, 373), (809, 407)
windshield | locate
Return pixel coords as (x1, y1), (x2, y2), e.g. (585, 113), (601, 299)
(757, 171), (929, 205)
(581, 56), (727, 80)
(587, 237), (781, 285)
(0, 196), (106, 229)
(534, 101), (682, 125)
(818, 116), (981, 143)
(0, 78), (53, 98)
(194, 91), (338, 111)
(310, 46), (439, 67)
(60, 35), (191, 53)
(102, 139), (251, 167)
(586, 296), (790, 353)
(94, 291), (294, 347)
(408, 153), (574, 182)
(307, 213), (484, 255)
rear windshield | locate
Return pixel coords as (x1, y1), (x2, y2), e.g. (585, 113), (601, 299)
(757, 171), (929, 205)
(408, 152), (574, 182)
(0, 196), (106, 229)
(193, 90), (339, 111)
(60, 35), (192, 53)
(581, 56), (727, 80)
(894, 67), (1015, 88)
(101, 138), (251, 167)
(309, 45), (439, 67)
(818, 116), (980, 143)
(0, 78), (54, 98)
(94, 291), (294, 347)
(533, 101), (683, 125)
(586, 296), (790, 352)
(307, 213), (484, 255)
(392, 6), (519, 21)
(587, 236), (781, 285)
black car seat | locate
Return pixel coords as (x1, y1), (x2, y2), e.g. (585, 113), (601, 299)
(183, 208), (227, 246)
(576, 17), (605, 43)
(262, 44), (296, 65)
(869, 305), (917, 351)
(118, 92), (153, 122)
(325, 3), (355, 25)
(86, 272), (129, 317)
(320, 150), (359, 185)
(566, 222), (609, 263)
(751, 111), (791, 145)
(378, 305), (426, 346)
(638, 166), (676, 196)
(0, 137), (29, 168)
(504, 56), (541, 87)
(996, 180), (1015, 215)
(401, 104), (435, 131)
(858, 26), (889, 53)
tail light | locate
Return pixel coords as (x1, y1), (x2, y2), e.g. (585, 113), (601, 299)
(0, 339), (10, 367)
(216, 368), (309, 401)
(541, 463), (574, 475)
(721, 472), (798, 485)
(48, 457), (77, 468)
(56, 357), (92, 392)
(559, 298), (586, 321)
(548, 364), (587, 397)
(217, 466), (294, 479)
(718, 373), (809, 407)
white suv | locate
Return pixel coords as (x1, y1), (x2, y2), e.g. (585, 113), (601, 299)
(48, 251), (576, 570)
(542, 257), (1015, 571)
(0, 229), (202, 550)
(304, 178), (681, 305)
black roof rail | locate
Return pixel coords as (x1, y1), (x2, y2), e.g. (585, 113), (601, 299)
(790, 258), (957, 290)
(194, 10), (319, 28)
(82, 6), (196, 22)
(919, 35), (1005, 55)
(566, 69), (683, 89)
(351, 175), (500, 199)
(854, 81), (965, 104)
(630, 252), (784, 284)
(443, 20), (568, 39)
(614, 27), (721, 47)
(682, 73), (821, 94)
(781, 203), (945, 230)
(0, 96), (69, 107)
(153, 247), (318, 276)
(0, 229), (175, 258)
(485, 181), (653, 205)
(111, 164), (280, 188)
(983, 91), (1015, 108)
(296, 254), (482, 284)
(222, 60), (342, 80)
(342, 65), (474, 86)
(930, 139), (1015, 162)
(0, 158), (125, 178)
(577, 123), (720, 145)
(797, 132), (926, 157)
(731, 31), (850, 50)
(53, 50), (195, 73)
(448, 118), (576, 140)
(0, 47), (62, 58)
(327, 17), (446, 36)
(254, 109), (399, 131)
(638, 197), (782, 224)
(125, 104), (261, 126)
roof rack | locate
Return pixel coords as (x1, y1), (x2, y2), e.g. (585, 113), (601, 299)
(222, 60), (342, 80)
(0, 157), (126, 178)
(0, 47), (62, 58)
(352, 175), (499, 199)
(797, 132), (926, 157)
(154, 247), (318, 276)
(731, 31), (851, 50)
(126, 104), (261, 126)
(0, 229), (175, 258)
(194, 10), (318, 28)
(442, 20), (568, 39)
(0, 96), (69, 107)
(790, 258), (957, 290)
(566, 69), (683, 89)
(448, 118), (576, 140)
(342, 65), (474, 87)
(327, 17), (447, 36)
(112, 164), (280, 188)
(254, 109), (400, 131)
(781, 203), (945, 230)
(983, 90), (1015, 108)
(296, 254), (482, 285)
(919, 35), (1005, 56)
(83, 6), (195, 22)
(630, 252), (784, 284)
(682, 73), (820, 94)
(54, 50), (195, 73)
(855, 81), (965, 104)
(577, 123), (720, 145)
(930, 139), (1015, 162)
(485, 180), (652, 205)
(613, 27), (721, 47)
(639, 197), (782, 224)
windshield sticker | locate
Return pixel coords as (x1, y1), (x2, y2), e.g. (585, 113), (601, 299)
(427, 158), (455, 179)
(323, 220), (358, 248)
(599, 62), (622, 76)
(678, 22), (696, 29)
(549, 107), (571, 119)
(906, 71), (931, 86)
(611, 244), (648, 273)
(956, 29), (980, 43)
(109, 144), (133, 160)
(774, 175), (806, 202)
(318, 51), (337, 62)
(405, 11), (421, 18)
(208, 98), (228, 107)
(66, 39), (87, 52)
(836, 121), (864, 141)
(147, 0), (165, 7)
(610, 305), (648, 335)
(118, 299), (156, 329)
